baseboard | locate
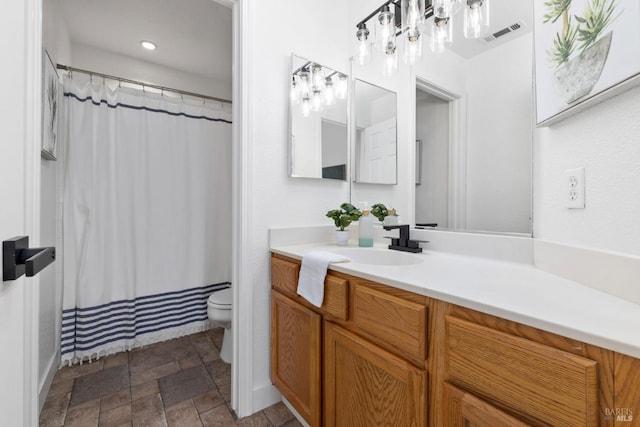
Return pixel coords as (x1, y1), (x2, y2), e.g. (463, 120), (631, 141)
(38, 351), (59, 413)
(252, 382), (281, 414)
(282, 397), (310, 427)
(534, 239), (640, 305)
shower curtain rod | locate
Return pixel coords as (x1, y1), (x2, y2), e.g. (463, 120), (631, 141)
(56, 64), (232, 104)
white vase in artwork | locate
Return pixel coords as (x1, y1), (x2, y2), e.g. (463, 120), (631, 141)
(553, 32), (613, 104)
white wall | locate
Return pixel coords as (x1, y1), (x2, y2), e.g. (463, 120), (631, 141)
(465, 34), (532, 233)
(68, 42), (231, 101)
(246, 0), (350, 411)
(534, 83), (640, 256)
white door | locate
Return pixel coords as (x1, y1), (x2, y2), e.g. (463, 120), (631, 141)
(1, 0), (41, 425)
(360, 117), (397, 184)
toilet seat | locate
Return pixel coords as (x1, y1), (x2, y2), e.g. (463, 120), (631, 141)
(208, 287), (232, 309)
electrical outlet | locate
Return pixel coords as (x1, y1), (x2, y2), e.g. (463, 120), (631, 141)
(564, 167), (585, 209)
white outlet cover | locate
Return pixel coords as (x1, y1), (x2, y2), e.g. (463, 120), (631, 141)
(564, 167), (585, 209)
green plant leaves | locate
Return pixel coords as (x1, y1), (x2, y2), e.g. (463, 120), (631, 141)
(326, 203), (362, 231)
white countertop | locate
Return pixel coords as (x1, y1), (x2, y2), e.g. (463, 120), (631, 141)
(271, 242), (640, 359)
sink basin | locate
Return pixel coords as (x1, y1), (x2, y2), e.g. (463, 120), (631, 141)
(328, 247), (424, 266)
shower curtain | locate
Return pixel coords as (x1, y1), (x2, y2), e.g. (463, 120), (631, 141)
(60, 75), (232, 364)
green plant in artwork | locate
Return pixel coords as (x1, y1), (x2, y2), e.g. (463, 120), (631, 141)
(575, 0), (619, 50)
(544, 0), (619, 68)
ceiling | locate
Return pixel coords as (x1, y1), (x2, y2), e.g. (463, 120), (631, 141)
(445, 0), (534, 59)
(57, 0), (531, 84)
(59, 0), (232, 84)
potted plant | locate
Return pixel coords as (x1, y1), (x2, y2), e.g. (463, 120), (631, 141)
(326, 203), (362, 246)
(371, 203), (399, 226)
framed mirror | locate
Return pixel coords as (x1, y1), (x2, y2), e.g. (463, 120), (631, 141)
(353, 79), (397, 185)
(413, 0), (533, 235)
(289, 54), (349, 181)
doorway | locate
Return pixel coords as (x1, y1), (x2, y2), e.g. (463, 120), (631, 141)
(414, 80), (466, 230)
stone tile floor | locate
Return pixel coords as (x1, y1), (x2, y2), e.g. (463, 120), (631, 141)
(40, 328), (302, 426)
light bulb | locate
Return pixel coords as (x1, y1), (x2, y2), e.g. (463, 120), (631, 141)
(336, 74), (348, 99)
(301, 97), (311, 118)
(430, 16), (452, 54)
(355, 23), (372, 65)
(464, 0), (489, 39)
(323, 77), (335, 105)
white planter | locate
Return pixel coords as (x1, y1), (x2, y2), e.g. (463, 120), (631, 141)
(335, 230), (350, 246)
(383, 216), (398, 226)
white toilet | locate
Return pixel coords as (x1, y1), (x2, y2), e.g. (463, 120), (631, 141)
(207, 287), (233, 364)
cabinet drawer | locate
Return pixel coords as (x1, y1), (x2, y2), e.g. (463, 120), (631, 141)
(446, 316), (598, 426)
(351, 283), (428, 364)
(271, 256), (348, 321)
(271, 256), (300, 295)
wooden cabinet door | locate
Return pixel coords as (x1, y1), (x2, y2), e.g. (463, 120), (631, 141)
(271, 291), (321, 426)
(442, 382), (531, 427)
(324, 322), (427, 427)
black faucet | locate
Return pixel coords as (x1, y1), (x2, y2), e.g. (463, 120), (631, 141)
(383, 224), (423, 253)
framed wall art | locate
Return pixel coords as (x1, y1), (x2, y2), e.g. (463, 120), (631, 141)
(42, 49), (59, 160)
(534, 0), (640, 126)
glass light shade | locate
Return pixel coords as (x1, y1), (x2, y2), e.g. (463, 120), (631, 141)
(382, 48), (398, 76)
(449, 0), (463, 14)
(297, 70), (310, 99)
(323, 78), (335, 105)
(311, 64), (324, 91)
(432, 0), (450, 18)
(355, 23), (372, 65)
(463, 0), (490, 39)
(404, 34), (423, 65)
(402, 0), (425, 40)
(430, 16), (452, 54)
(311, 90), (323, 112)
(301, 97), (311, 118)
(336, 74), (348, 99)
(377, 5), (396, 56)
(290, 77), (299, 104)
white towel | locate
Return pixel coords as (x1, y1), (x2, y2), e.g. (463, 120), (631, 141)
(297, 251), (351, 307)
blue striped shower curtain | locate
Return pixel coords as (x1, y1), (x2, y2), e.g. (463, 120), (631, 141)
(60, 75), (232, 364)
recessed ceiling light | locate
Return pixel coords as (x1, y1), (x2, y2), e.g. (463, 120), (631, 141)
(140, 40), (157, 50)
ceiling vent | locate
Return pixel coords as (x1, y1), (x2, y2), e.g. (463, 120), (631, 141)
(481, 20), (526, 44)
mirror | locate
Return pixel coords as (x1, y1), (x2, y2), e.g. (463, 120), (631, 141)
(414, 1), (533, 235)
(289, 54), (349, 180)
(353, 79), (398, 185)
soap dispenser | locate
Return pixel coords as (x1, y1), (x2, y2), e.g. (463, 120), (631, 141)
(359, 207), (374, 247)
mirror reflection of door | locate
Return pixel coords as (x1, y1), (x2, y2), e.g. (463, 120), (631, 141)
(359, 117), (396, 183)
(415, 89), (450, 228)
(354, 79), (397, 185)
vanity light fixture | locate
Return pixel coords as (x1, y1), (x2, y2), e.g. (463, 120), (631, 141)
(355, 0), (491, 73)
(140, 40), (157, 50)
(291, 62), (346, 118)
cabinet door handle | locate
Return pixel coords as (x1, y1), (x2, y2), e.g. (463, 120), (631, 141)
(3, 236), (56, 281)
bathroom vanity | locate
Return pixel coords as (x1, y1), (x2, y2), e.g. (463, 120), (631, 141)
(270, 246), (640, 426)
